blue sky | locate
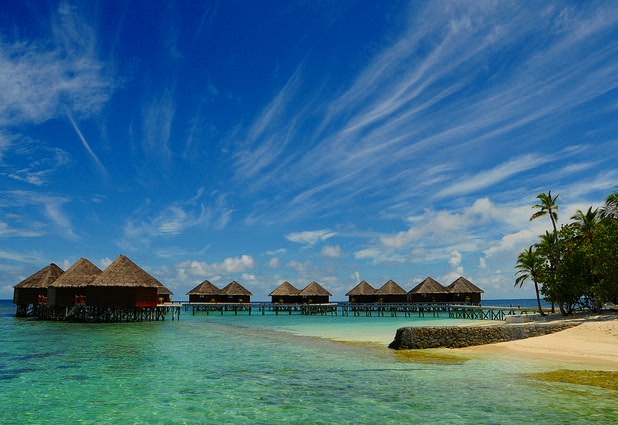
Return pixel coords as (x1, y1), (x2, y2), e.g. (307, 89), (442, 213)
(1, 1), (617, 301)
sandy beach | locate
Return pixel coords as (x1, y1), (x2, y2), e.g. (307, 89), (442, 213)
(459, 312), (618, 369)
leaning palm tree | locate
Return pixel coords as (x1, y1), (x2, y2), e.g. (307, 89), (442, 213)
(515, 246), (546, 316)
(599, 187), (618, 220)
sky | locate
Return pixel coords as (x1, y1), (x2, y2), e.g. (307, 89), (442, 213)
(1, 0), (618, 301)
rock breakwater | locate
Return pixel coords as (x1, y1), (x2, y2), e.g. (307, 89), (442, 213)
(389, 322), (579, 349)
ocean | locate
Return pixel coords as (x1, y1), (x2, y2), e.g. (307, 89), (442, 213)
(1, 300), (615, 424)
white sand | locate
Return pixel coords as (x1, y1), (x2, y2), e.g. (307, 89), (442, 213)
(460, 313), (618, 369)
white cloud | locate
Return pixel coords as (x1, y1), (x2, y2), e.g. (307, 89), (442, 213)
(285, 229), (336, 245)
(483, 229), (538, 259)
(287, 259), (311, 273)
(321, 245), (341, 258)
(99, 257), (113, 269)
(268, 257), (281, 268)
(177, 255), (255, 278)
(449, 250), (462, 268)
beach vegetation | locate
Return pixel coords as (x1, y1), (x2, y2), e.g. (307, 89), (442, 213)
(514, 246), (546, 316)
(517, 187), (618, 315)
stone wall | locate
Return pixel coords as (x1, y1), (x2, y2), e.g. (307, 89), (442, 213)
(388, 322), (579, 349)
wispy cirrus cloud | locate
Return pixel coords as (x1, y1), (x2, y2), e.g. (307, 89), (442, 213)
(65, 106), (107, 175)
(141, 88), (175, 162)
(0, 190), (75, 238)
(121, 190), (233, 244)
(434, 154), (551, 199)
(228, 2), (618, 224)
(0, 2), (113, 127)
(285, 229), (336, 246)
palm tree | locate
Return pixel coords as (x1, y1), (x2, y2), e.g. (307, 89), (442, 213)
(515, 246), (546, 316)
(571, 207), (601, 311)
(530, 190), (559, 236)
(530, 191), (560, 313)
(571, 207), (599, 246)
(599, 187), (618, 220)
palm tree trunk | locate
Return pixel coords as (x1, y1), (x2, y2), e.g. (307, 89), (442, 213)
(533, 281), (546, 316)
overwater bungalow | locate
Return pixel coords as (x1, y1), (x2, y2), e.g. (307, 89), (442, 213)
(374, 279), (408, 303)
(186, 279), (223, 303)
(221, 280), (253, 303)
(407, 277), (450, 303)
(299, 281), (332, 304)
(447, 276), (484, 304)
(13, 263), (65, 316)
(47, 258), (103, 307)
(157, 283), (174, 303)
(87, 254), (169, 308)
(345, 280), (377, 303)
(269, 281), (302, 304)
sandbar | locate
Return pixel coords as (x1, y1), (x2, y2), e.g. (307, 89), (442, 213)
(459, 312), (618, 369)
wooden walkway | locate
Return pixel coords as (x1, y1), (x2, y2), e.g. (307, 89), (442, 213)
(183, 302), (538, 321)
(184, 302), (339, 316)
(17, 301), (538, 322)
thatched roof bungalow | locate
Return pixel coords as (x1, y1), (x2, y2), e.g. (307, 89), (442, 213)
(47, 258), (102, 306)
(187, 279), (223, 303)
(447, 276), (484, 304)
(407, 277), (450, 303)
(87, 254), (167, 308)
(375, 280), (408, 303)
(156, 282), (174, 303)
(345, 280), (377, 303)
(221, 281), (253, 303)
(299, 281), (332, 304)
(269, 281), (302, 304)
(13, 263), (64, 307)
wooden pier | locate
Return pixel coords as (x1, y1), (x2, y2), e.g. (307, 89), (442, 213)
(18, 300), (538, 322)
(23, 302), (182, 322)
(183, 302), (538, 321)
(184, 302), (339, 316)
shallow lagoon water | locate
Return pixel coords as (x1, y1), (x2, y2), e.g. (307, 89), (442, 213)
(1, 301), (616, 424)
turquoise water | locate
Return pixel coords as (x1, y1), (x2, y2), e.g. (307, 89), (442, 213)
(1, 301), (616, 424)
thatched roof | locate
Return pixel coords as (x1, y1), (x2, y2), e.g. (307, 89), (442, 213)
(375, 279), (407, 295)
(448, 276), (484, 294)
(49, 258), (102, 288)
(90, 254), (163, 288)
(186, 279), (222, 296)
(408, 277), (449, 294)
(346, 280), (376, 296)
(221, 280), (253, 296)
(14, 263), (64, 289)
(300, 281), (333, 297)
(157, 283), (174, 296)
(269, 281), (301, 297)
